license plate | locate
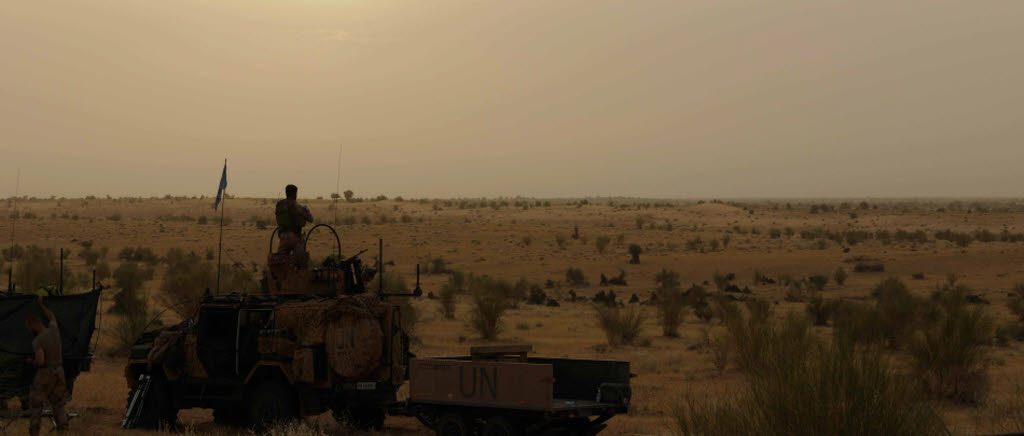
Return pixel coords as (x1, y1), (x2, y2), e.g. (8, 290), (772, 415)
(356, 382), (376, 390)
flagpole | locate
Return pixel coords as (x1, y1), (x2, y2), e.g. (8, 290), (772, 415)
(216, 159), (226, 295)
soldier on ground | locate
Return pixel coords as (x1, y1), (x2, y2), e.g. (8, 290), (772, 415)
(275, 184), (313, 257)
(24, 295), (68, 436)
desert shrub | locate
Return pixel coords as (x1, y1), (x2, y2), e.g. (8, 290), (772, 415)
(1007, 284), (1024, 322)
(107, 213), (122, 221)
(521, 235), (533, 246)
(438, 280), (457, 319)
(806, 293), (841, 326)
(110, 302), (154, 354)
(784, 286), (808, 303)
(160, 249), (256, 318)
(94, 261), (112, 281)
(744, 298), (772, 325)
(628, 244), (642, 264)
(118, 246), (159, 265)
(420, 256), (448, 275)
(807, 275), (828, 291)
(368, 271), (418, 333)
(12, 245), (64, 293)
(894, 230), (929, 244)
(526, 285), (547, 305)
(871, 277), (920, 348)
(468, 285), (508, 340)
(934, 230), (973, 247)
(843, 230), (872, 246)
(565, 267), (587, 286)
(909, 306), (993, 404)
(711, 270), (732, 292)
(655, 269), (686, 337)
(78, 242), (103, 266)
(111, 262), (153, 315)
(595, 236), (611, 254)
(555, 234), (567, 249)
(832, 302), (887, 346)
(672, 313), (948, 436)
(595, 305), (646, 346)
(711, 335), (731, 372)
(833, 267), (847, 286)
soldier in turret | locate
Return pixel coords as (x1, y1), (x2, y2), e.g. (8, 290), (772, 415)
(275, 184), (313, 257)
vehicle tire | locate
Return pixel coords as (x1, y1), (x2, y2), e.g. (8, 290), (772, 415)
(126, 373), (179, 429)
(435, 412), (471, 436)
(333, 405), (386, 431)
(483, 416), (524, 436)
(247, 379), (298, 431)
(213, 407), (247, 427)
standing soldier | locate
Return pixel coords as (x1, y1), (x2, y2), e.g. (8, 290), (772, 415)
(275, 184), (314, 257)
(24, 295), (68, 436)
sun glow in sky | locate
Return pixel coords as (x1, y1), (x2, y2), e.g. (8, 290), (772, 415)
(2, 1), (1022, 198)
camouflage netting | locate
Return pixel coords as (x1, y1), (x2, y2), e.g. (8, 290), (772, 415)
(0, 291), (100, 401)
(275, 296), (392, 380)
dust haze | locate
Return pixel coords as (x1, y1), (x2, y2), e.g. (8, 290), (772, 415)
(2, 1), (1022, 198)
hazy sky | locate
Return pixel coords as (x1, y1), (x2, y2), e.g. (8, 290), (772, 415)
(2, 1), (1022, 199)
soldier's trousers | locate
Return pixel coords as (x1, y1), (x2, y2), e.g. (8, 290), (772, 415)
(29, 366), (68, 436)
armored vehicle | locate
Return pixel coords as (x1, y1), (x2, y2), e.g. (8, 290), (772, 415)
(123, 225), (418, 430)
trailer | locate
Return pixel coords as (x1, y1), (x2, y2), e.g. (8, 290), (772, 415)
(397, 345), (631, 436)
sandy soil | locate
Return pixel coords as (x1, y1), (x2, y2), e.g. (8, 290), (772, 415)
(2, 197), (1024, 435)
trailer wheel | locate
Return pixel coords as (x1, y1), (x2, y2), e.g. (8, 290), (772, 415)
(247, 379), (298, 430)
(213, 407), (247, 427)
(435, 413), (470, 436)
(333, 405), (385, 431)
(483, 416), (523, 436)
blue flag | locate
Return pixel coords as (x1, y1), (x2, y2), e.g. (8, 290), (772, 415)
(214, 160), (227, 210)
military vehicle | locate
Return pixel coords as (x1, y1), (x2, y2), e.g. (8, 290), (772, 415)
(122, 225), (631, 435)
(123, 225), (418, 430)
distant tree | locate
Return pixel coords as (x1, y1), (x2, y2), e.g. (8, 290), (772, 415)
(344, 190), (354, 202)
(628, 244), (642, 264)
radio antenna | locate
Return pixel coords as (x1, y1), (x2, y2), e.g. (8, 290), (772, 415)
(334, 144), (342, 225)
(7, 169), (20, 295)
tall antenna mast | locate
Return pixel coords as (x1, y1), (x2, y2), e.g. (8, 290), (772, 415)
(334, 144), (342, 225)
(8, 169), (20, 295)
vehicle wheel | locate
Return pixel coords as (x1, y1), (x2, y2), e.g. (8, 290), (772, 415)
(435, 413), (471, 436)
(247, 379), (298, 431)
(483, 416), (524, 436)
(126, 373), (179, 429)
(213, 407), (247, 427)
(333, 405), (386, 431)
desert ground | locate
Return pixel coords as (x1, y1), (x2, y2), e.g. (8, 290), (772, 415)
(2, 196), (1024, 435)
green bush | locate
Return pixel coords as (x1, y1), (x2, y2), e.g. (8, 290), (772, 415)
(805, 293), (841, 326)
(468, 286), (507, 340)
(871, 277), (920, 349)
(672, 313), (948, 436)
(833, 267), (847, 286)
(807, 275), (828, 291)
(438, 279), (457, 319)
(595, 306), (645, 346)
(628, 244), (642, 264)
(110, 302), (154, 354)
(655, 269), (685, 337)
(909, 305), (993, 404)
(160, 249), (256, 318)
(565, 267), (587, 286)
(12, 245), (66, 293)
